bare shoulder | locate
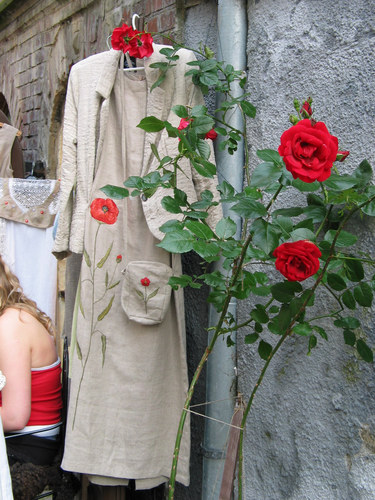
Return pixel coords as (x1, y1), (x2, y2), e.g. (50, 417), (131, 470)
(0, 308), (36, 338)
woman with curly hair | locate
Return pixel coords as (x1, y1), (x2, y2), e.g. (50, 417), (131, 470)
(0, 255), (62, 466)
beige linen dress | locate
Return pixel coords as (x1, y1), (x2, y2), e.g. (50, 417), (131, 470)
(61, 63), (190, 487)
(0, 123), (19, 178)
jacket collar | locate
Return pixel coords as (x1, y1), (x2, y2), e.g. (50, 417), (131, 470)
(95, 45), (167, 100)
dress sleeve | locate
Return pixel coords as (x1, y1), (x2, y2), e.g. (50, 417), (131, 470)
(52, 67), (79, 260)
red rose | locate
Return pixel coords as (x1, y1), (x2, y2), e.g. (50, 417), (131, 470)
(337, 150), (350, 162)
(141, 277), (150, 287)
(129, 31), (153, 59)
(90, 198), (119, 225)
(278, 119), (338, 183)
(178, 118), (191, 130)
(300, 100), (312, 117)
(273, 240), (321, 282)
(205, 129), (218, 140)
(111, 24), (138, 53)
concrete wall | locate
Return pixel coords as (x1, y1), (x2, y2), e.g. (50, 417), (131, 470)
(237, 1), (375, 499)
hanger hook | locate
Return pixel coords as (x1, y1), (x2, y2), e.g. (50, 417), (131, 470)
(132, 13), (140, 30)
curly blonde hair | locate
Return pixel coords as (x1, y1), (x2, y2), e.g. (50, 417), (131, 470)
(0, 255), (56, 338)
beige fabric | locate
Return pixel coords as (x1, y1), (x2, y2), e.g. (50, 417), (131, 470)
(0, 123), (18, 178)
(0, 178), (59, 228)
(62, 67), (190, 485)
(52, 45), (222, 260)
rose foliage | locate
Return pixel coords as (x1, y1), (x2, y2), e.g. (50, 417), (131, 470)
(101, 40), (375, 499)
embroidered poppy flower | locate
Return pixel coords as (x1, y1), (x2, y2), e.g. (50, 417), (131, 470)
(141, 277), (150, 287)
(90, 198), (119, 225)
(278, 119), (338, 183)
(273, 240), (321, 282)
(116, 255), (122, 263)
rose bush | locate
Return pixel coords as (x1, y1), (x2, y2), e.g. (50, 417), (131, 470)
(102, 32), (375, 499)
(278, 118), (338, 182)
(273, 240), (322, 281)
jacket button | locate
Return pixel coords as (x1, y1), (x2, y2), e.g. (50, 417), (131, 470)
(141, 194), (147, 202)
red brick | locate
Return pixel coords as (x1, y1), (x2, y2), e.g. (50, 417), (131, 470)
(146, 16), (158, 33)
(152, 0), (163, 12)
(163, 0), (175, 6)
(160, 10), (175, 31)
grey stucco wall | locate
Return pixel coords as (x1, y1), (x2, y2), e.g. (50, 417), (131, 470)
(238, 1), (375, 499)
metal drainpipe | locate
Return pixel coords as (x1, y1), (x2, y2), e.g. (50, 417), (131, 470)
(201, 1), (247, 499)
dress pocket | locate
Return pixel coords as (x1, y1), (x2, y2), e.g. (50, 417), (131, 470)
(121, 261), (173, 325)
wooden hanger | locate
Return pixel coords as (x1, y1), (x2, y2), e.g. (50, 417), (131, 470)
(0, 122), (22, 137)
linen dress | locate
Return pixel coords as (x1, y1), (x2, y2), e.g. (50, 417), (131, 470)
(61, 61), (190, 487)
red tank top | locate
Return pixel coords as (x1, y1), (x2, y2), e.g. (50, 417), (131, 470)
(0, 360), (63, 426)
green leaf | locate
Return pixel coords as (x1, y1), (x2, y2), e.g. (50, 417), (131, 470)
(216, 217), (237, 239)
(172, 105), (188, 118)
(251, 219), (280, 255)
(159, 219), (183, 233)
(356, 339), (373, 363)
(270, 281), (302, 303)
(258, 340), (272, 360)
(231, 198), (267, 219)
(150, 73), (167, 92)
(192, 241), (220, 261)
(290, 228), (316, 242)
(256, 149), (282, 164)
(342, 290), (356, 310)
(344, 258), (365, 282)
(240, 100), (256, 118)
(101, 184), (129, 199)
(250, 162), (282, 188)
(97, 242), (113, 269)
(293, 322), (313, 336)
(276, 303), (293, 332)
(197, 139), (211, 160)
(327, 273), (347, 291)
(245, 333), (259, 345)
(343, 329), (356, 346)
(191, 159), (216, 178)
(161, 196), (183, 214)
(97, 295), (115, 321)
(190, 115), (214, 135)
(186, 220), (214, 239)
(313, 325), (328, 340)
(272, 207), (304, 217)
(76, 341), (82, 360)
(292, 179), (320, 192)
(334, 316), (360, 329)
(353, 282), (373, 307)
(157, 230), (195, 253)
(324, 229), (358, 248)
(352, 159), (373, 188)
(148, 288), (160, 300)
(307, 334), (318, 355)
(323, 173), (357, 191)
(250, 304), (269, 324)
(150, 143), (160, 161)
(137, 116), (165, 132)
(169, 275), (197, 290)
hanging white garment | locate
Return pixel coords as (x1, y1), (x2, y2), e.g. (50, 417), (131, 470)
(0, 179), (60, 321)
(0, 372), (13, 500)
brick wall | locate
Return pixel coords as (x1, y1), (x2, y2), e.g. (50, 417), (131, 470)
(0, 0), (186, 177)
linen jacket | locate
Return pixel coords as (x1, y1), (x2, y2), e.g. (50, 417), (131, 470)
(53, 44), (222, 260)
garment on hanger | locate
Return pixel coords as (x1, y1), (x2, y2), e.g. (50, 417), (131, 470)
(0, 178), (60, 321)
(53, 45), (222, 487)
(0, 123), (21, 178)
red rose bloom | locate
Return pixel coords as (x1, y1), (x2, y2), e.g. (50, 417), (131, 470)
(273, 240), (321, 282)
(141, 277), (150, 287)
(205, 129), (218, 140)
(300, 100), (312, 117)
(278, 119), (338, 183)
(178, 118), (191, 130)
(129, 31), (153, 59)
(90, 198), (119, 225)
(337, 150), (350, 162)
(111, 24), (138, 53)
